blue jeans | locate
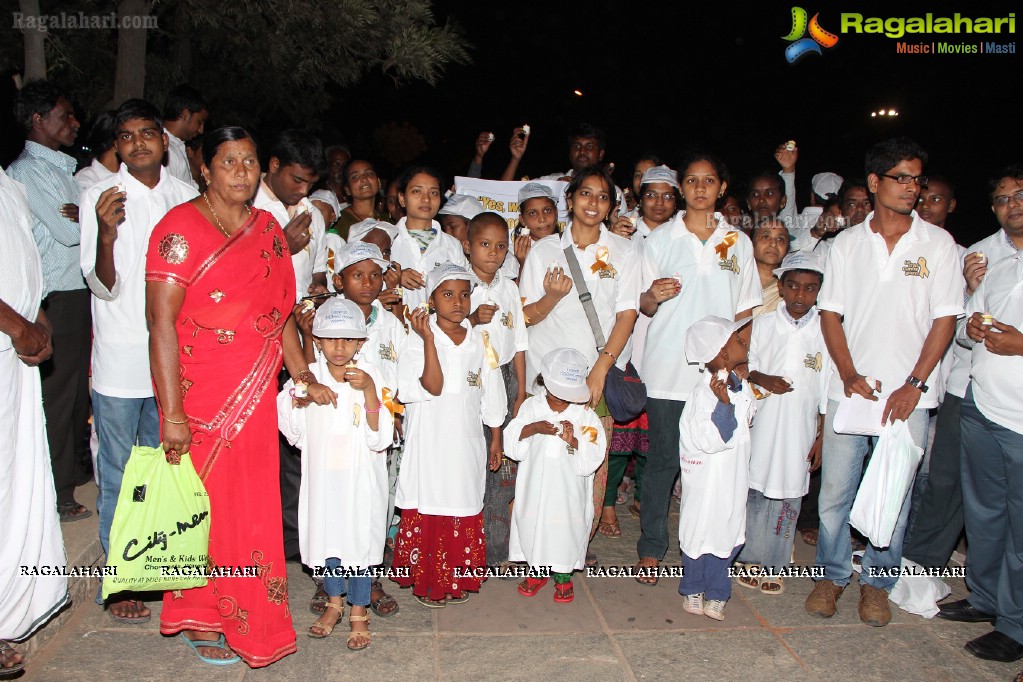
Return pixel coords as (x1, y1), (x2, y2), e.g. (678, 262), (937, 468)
(679, 545), (741, 601)
(814, 402), (928, 590)
(737, 489), (801, 574)
(638, 398), (685, 560)
(960, 385), (1023, 643)
(323, 558), (372, 607)
(93, 391), (159, 603)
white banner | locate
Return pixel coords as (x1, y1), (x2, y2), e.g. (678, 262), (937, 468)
(453, 176), (569, 232)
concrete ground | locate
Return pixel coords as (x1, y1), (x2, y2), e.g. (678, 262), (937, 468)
(22, 482), (1022, 682)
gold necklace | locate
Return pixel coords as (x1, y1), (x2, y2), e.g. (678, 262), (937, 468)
(203, 192), (249, 237)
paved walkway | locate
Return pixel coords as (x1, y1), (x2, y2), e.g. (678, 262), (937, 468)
(25, 488), (1020, 681)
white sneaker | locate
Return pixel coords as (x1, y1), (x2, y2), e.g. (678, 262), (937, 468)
(703, 599), (727, 621)
(682, 592), (704, 616)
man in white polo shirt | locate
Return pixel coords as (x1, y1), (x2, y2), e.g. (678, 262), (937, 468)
(162, 85), (207, 190)
(79, 98), (198, 622)
(804, 138), (964, 627)
(937, 166), (1023, 664)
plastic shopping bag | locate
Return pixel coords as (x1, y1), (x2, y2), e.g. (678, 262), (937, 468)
(849, 419), (923, 548)
(851, 553), (951, 618)
(102, 446), (211, 599)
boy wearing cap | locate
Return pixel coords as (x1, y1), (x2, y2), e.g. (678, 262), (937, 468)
(506, 348), (607, 604)
(277, 297), (393, 650)
(677, 316), (757, 621)
(438, 194), (484, 245)
(391, 262), (507, 607)
(737, 252), (830, 595)
(346, 218), (404, 315)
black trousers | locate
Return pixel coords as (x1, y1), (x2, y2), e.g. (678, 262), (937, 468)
(278, 369), (302, 560)
(40, 289), (92, 507)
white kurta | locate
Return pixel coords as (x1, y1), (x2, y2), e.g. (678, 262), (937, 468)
(469, 271), (528, 367)
(748, 306), (831, 499)
(678, 373), (756, 559)
(277, 357), (393, 569)
(395, 318), (507, 516)
(389, 218), (469, 310)
(0, 167), (68, 639)
(505, 394), (606, 573)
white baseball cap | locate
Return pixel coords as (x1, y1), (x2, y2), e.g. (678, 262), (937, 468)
(312, 297), (368, 339)
(773, 250), (826, 279)
(640, 165), (679, 189)
(334, 241), (390, 275)
(518, 182), (556, 206)
(426, 261), (475, 297)
(684, 316), (752, 365)
(540, 348), (592, 403)
(811, 172), (844, 199)
(438, 194), (484, 219)
(348, 218), (398, 244)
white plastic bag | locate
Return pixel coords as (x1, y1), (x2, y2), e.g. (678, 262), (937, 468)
(851, 553), (951, 618)
(849, 419), (923, 547)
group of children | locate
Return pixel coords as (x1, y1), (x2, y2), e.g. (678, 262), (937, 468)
(277, 157), (833, 644)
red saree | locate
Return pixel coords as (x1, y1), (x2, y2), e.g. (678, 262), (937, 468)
(145, 204), (297, 667)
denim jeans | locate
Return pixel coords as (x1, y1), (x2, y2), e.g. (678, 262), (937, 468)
(92, 391), (160, 603)
(322, 558), (372, 607)
(737, 489), (801, 574)
(814, 401), (928, 590)
(637, 398), (685, 560)
(679, 545), (741, 601)
(960, 386), (1023, 643)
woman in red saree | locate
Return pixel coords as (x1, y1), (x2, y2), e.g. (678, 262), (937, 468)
(146, 127), (313, 667)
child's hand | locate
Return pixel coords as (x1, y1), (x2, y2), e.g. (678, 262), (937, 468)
(378, 287), (402, 310)
(400, 268), (425, 290)
(807, 434), (823, 473)
(470, 303), (498, 326)
(384, 263), (402, 290)
(488, 439), (502, 472)
(521, 420), (557, 440)
(558, 420), (578, 449)
(709, 374), (730, 405)
(514, 234), (532, 265)
(306, 381), (338, 408)
(345, 366), (374, 392)
(543, 266), (573, 301)
(409, 307), (433, 340)
(293, 302), (315, 338)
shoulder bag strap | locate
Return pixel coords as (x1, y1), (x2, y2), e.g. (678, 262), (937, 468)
(562, 245), (606, 352)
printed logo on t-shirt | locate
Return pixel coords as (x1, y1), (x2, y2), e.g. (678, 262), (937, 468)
(591, 246), (618, 279)
(902, 257), (930, 278)
(719, 254), (741, 274)
(467, 368), (483, 388)
(580, 426), (599, 445)
(378, 341), (397, 362)
(500, 311), (514, 328)
(804, 352), (823, 372)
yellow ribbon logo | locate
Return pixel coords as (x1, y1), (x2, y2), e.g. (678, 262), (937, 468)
(581, 426), (599, 444)
(715, 231), (739, 261)
(326, 248), (335, 273)
(381, 387), (404, 416)
(917, 257), (929, 278)
(481, 331), (500, 370)
(590, 246), (613, 274)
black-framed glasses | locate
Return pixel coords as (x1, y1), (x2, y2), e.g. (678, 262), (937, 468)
(993, 190), (1023, 207)
(880, 173), (928, 186)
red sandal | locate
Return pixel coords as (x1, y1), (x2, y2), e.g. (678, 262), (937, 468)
(553, 581), (574, 603)
(517, 577), (548, 597)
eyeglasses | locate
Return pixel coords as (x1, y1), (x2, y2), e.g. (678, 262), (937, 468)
(643, 191), (676, 202)
(993, 190), (1023, 207)
(880, 173), (928, 186)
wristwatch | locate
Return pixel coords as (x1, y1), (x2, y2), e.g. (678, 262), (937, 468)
(905, 376), (929, 393)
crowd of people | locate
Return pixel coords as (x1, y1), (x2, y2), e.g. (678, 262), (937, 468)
(1, 79), (1021, 676)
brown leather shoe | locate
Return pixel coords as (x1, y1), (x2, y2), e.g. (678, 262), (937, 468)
(859, 584), (892, 627)
(805, 579), (844, 618)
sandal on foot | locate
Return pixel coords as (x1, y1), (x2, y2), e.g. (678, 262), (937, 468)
(597, 521), (621, 538)
(178, 632), (241, 665)
(585, 552), (599, 569)
(634, 558), (659, 587)
(0, 641), (25, 678)
(58, 501), (92, 523)
(446, 593), (470, 605)
(760, 578), (785, 595)
(799, 528), (819, 546)
(369, 580), (400, 618)
(346, 614), (372, 651)
(309, 586), (328, 615)
(308, 602), (344, 639)
(627, 502), (641, 519)
(553, 581), (574, 603)
(736, 563), (761, 590)
(413, 594), (447, 608)
(107, 599), (152, 624)
(517, 577), (548, 597)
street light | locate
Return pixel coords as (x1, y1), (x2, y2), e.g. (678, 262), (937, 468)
(573, 89), (583, 97)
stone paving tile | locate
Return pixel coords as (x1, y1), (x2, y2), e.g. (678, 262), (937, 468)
(435, 634), (627, 682)
(244, 634), (435, 680)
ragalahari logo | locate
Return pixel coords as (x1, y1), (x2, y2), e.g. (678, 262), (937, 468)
(783, 7), (839, 63)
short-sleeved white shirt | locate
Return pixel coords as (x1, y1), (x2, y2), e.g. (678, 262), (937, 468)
(469, 270), (528, 366)
(253, 181), (328, 302)
(817, 212), (965, 409)
(519, 224), (640, 393)
(79, 165), (198, 397)
(640, 212), (762, 401)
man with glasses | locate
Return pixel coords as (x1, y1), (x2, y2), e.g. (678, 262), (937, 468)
(936, 165), (1023, 664)
(804, 137), (964, 627)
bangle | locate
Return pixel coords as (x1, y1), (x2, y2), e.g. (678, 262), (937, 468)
(534, 300), (548, 318)
(364, 404), (381, 414)
(163, 416), (188, 425)
(601, 350), (616, 361)
(296, 369), (315, 384)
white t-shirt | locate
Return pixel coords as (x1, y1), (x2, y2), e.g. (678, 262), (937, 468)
(253, 181), (328, 302)
(74, 159), (117, 193)
(469, 270), (528, 367)
(960, 248), (1023, 434)
(519, 224), (640, 393)
(817, 212), (965, 410)
(79, 165), (198, 397)
(163, 129), (198, 190)
(640, 212), (762, 401)
(748, 305), (831, 499)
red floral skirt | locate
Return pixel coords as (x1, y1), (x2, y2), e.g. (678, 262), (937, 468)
(390, 508), (486, 599)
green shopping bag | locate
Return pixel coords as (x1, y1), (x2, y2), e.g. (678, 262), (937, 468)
(102, 445), (211, 599)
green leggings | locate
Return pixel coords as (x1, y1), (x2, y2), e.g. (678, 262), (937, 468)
(603, 453), (645, 507)
(552, 572), (572, 584)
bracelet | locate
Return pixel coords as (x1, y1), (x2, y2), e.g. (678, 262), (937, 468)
(533, 300), (548, 318)
(296, 369), (315, 384)
(364, 404), (382, 414)
(601, 350), (616, 361)
(163, 416), (188, 425)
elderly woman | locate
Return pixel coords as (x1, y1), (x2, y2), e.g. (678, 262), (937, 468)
(145, 126), (316, 667)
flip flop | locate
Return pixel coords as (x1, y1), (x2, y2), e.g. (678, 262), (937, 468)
(413, 594), (447, 608)
(58, 502), (92, 523)
(0, 641), (25, 678)
(627, 502), (641, 519)
(107, 599), (152, 624)
(178, 633), (241, 666)
(597, 521), (621, 538)
(553, 582), (574, 603)
(760, 578), (785, 595)
(634, 559), (659, 587)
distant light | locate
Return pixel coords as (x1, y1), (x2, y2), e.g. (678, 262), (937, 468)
(573, 89), (583, 97)
(888, 109), (897, 116)
(871, 112), (877, 117)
